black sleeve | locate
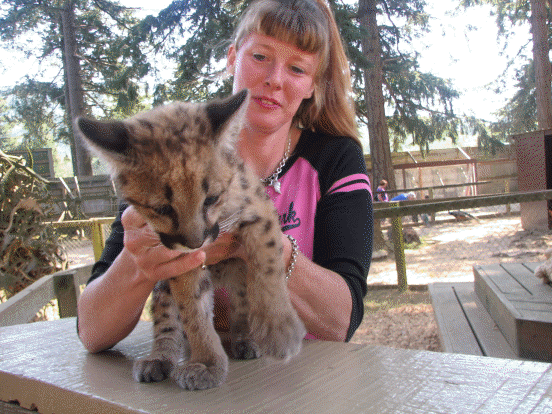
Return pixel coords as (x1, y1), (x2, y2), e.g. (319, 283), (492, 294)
(87, 202), (128, 285)
(312, 139), (373, 341)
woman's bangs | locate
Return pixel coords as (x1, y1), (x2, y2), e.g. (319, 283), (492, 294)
(257, 8), (326, 54)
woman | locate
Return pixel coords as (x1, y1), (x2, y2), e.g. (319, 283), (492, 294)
(375, 179), (389, 202)
(77, 0), (373, 353)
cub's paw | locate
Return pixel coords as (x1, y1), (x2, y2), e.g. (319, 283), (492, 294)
(171, 361), (228, 390)
(250, 310), (306, 361)
(133, 357), (173, 383)
(230, 339), (262, 360)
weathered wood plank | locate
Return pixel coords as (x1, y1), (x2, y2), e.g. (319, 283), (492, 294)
(0, 275), (57, 327)
(474, 264), (521, 352)
(501, 262), (547, 296)
(524, 262), (541, 273)
(4, 318), (552, 414)
(429, 282), (517, 359)
(452, 283), (517, 359)
(429, 283), (483, 356)
(481, 263), (530, 296)
(54, 274), (78, 318)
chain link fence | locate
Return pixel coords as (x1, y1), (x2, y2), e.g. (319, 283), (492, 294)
(372, 190), (552, 290)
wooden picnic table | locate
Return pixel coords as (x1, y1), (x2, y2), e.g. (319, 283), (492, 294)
(1, 318), (552, 413)
(430, 261), (552, 363)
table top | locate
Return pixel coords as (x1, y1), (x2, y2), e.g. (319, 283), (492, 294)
(1, 318), (552, 413)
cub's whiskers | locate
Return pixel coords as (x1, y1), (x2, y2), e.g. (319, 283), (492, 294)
(218, 210), (241, 234)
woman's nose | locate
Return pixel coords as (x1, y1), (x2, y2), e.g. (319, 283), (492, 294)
(264, 62), (283, 89)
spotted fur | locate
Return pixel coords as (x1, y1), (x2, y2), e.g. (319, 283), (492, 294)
(77, 90), (305, 390)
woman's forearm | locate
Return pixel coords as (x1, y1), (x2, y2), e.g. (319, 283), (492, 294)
(77, 248), (156, 353)
(282, 237), (352, 342)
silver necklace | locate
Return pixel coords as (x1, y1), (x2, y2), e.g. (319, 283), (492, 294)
(260, 134), (292, 194)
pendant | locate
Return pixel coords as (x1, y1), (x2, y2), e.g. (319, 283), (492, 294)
(268, 177), (282, 194)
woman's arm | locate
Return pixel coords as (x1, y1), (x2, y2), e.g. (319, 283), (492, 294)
(77, 207), (207, 353)
(282, 234), (352, 341)
(77, 248), (155, 353)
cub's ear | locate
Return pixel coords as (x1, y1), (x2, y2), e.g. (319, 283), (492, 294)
(77, 117), (131, 155)
(205, 89), (249, 134)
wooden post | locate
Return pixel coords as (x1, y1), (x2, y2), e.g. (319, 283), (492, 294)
(391, 216), (407, 292)
(90, 219), (106, 261)
(53, 272), (78, 318)
(428, 188), (435, 222)
(505, 180), (511, 215)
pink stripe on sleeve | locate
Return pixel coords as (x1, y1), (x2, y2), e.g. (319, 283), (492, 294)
(326, 173), (372, 196)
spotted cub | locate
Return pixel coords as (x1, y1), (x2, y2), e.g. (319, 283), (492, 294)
(77, 90), (305, 390)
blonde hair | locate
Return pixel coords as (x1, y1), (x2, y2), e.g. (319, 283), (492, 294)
(233, 0), (360, 144)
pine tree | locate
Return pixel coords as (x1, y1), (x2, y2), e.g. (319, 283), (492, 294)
(0, 0), (150, 175)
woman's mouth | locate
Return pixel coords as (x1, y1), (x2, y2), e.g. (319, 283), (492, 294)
(254, 97), (281, 109)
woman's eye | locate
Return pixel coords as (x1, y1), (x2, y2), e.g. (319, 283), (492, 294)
(204, 195), (219, 207)
(252, 53), (266, 62)
(291, 65), (305, 75)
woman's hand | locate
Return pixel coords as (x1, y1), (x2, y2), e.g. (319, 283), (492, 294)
(121, 206), (245, 281)
(122, 206), (206, 281)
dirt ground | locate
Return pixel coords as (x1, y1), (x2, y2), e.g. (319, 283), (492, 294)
(63, 212), (552, 353)
(349, 212), (552, 352)
(350, 287), (441, 351)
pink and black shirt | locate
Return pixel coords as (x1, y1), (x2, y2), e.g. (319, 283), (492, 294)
(266, 130), (373, 340)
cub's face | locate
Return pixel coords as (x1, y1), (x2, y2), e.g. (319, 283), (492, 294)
(77, 91), (249, 250)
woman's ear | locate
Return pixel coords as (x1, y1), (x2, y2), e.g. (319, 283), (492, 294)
(226, 44), (237, 75)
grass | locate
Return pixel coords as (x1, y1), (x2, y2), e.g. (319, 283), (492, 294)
(364, 286), (432, 313)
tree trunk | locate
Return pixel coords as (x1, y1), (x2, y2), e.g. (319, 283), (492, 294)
(62, 0), (92, 176)
(358, 0), (396, 193)
(531, 0), (552, 130)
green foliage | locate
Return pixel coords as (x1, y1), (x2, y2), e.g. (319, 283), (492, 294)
(0, 0), (481, 158)
(144, 0), (250, 104)
(493, 61), (537, 138)
(333, 1), (461, 153)
(0, 0), (152, 155)
(463, 116), (506, 155)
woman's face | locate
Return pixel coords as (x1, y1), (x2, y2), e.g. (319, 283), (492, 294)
(227, 33), (319, 135)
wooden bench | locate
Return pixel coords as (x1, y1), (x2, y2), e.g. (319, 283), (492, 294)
(430, 261), (552, 362)
(429, 282), (518, 359)
(474, 262), (552, 362)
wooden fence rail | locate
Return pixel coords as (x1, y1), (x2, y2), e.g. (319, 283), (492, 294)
(48, 217), (114, 261)
(0, 265), (93, 327)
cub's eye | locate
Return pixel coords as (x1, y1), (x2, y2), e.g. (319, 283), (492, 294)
(153, 205), (175, 216)
(204, 195), (219, 207)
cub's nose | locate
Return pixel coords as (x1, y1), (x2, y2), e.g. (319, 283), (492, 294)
(205, 223), (219, 242)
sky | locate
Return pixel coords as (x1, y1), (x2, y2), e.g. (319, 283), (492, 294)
(0, 0), (532, 138)
(417, 1), (531, 122)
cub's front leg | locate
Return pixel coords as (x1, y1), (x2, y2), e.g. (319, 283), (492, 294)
(239, 209), (306, 360)
(133, 280), (187, 383)
(168, 269), (228, 390)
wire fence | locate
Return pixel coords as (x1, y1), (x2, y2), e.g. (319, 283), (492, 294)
(373, 190), (552, 290)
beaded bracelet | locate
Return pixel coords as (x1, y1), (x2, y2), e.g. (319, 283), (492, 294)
(286, 234), (299, 281)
